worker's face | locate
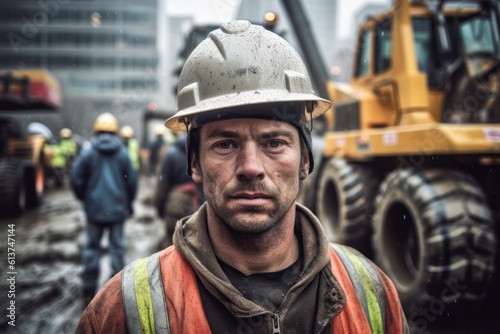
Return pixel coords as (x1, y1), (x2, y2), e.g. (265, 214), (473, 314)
(191, 118), (309, 234)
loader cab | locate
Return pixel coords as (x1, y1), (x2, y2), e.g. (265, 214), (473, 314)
(351, 0), (500, 127)
(437, 1), (500, 123)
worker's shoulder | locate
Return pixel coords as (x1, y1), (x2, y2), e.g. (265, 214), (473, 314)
(329, 242), (404, 306)
(78, 272), (126, 332)
(328, 242), (385, 281)
(93, 271), (124, 305)
(93, 278), (127, 329)
(122, 247), (182, 281)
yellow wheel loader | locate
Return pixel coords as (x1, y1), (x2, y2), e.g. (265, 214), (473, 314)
(0, 69), (61, 216)
(282, 0), (500, 315)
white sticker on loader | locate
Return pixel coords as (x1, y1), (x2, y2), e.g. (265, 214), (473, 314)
(383, 132), (398, 145)
(484, 128), (500, 142)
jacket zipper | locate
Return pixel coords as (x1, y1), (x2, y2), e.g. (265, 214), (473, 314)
(272, 313), (281, 334)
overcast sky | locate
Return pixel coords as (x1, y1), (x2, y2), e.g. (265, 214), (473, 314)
(166, 0), (390, 39)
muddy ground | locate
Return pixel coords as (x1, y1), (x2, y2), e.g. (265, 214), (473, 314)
(0, 176), (164, 334)
(0, 176), (499, 333)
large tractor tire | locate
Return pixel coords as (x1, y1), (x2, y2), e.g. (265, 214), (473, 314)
(0, 158), (26, 217)
(25, 157), (45, 208)
(372, 168), (496, 314)
(316, 158), (378, 256)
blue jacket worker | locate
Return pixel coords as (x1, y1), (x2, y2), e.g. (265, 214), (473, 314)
(155, 132), (204, 248)
(71, 112), (138, 305)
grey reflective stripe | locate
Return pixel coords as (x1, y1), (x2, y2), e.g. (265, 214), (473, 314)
(123, 261), (142, 333)
(331, 243), (385, 334)
(147, 252), (170, 333)
(332, 244), (370, 318)
(122, 252), (170, 334)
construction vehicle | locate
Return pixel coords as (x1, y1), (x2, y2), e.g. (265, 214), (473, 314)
(282, 0), (500, 315)
(0, 69), (62, 216)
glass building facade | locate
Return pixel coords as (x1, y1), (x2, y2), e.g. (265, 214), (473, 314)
(0, 0), (160, 140)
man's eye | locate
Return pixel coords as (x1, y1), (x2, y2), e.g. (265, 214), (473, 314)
(216, 142), (234, 149)
(267, 140), (283, 148)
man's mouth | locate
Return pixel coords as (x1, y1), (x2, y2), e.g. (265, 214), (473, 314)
(229, 193), (272, 206)
(233, 192), (270, 199)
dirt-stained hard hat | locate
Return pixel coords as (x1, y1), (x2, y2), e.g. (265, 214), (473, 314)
(165, 20), (331, 174)
(93, 112), (119, 134)
(120, 125), (134, 138)
(165, 20), (331, 132)
(60, 128), (72, 139)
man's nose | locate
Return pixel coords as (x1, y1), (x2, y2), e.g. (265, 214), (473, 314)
(236, 144), (265, 181)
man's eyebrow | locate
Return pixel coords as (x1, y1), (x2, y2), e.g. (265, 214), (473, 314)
(260, 130), (295, 141)
(204, 129), (296, 141)
(204, 130), (240, 139)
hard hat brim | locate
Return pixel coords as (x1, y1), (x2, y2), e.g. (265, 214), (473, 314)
(165, 89), (331, 131)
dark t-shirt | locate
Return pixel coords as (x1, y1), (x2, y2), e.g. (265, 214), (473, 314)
(218, 252), (302, 312)
(196, 248), (321, 334)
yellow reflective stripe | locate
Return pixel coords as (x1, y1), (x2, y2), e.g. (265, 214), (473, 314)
(134, 257), (156, 334)
(358, 255), (386, 329)
(343, 247), (384, 334)
(123, 253), (170, 334)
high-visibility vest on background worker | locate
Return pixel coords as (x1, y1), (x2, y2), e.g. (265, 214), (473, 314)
(125, 137), (140, 170)
(45, 144), (66, 168)
(59, 138), (77, 160)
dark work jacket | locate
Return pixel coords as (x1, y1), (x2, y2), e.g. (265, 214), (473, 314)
(71, 133), (137, 223)
(75, 203), (409, 334)
(149, 135), (165, 173)
(160, 133), (191, 188)
(155, 133), (204, 217)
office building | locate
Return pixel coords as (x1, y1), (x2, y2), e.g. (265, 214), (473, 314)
(0, 0), (161, 141)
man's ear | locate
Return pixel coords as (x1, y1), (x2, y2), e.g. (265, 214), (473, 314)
(190, 151), (203, 183)
(299, 150), (310, 180)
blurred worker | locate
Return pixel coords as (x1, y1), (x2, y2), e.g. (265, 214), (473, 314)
(59, 128), (78, 171)
(44, 141), (66, 188)
(148, 124), (166, 176)
(155, 132), (204, 248)
(119, 125), (140, 170)
(26, 122), (64, 187)
(71, 112), (137, 305)
(76, 21), (408, 333)
(27, 121), (55, 144)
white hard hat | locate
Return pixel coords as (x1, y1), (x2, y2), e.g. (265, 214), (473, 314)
(165, 20), (331, 132)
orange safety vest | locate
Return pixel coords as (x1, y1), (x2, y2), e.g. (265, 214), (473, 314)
(122, 244), (401, 334)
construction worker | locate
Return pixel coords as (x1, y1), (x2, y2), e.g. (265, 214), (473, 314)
(71, 112), (137, 305)
(44, 141), (66, 188)
(76, 21), (408, 333)
(27, 122), (64, 187)
(155, 131), (204, 248)
(59, 127), (77, 170)
(148, 123), (166, 176)
(119, 125), (140, 170)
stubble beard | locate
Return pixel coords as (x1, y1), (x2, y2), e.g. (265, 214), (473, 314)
(206, 181), (294, 237)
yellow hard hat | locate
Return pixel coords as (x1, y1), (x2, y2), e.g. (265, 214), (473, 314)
(120, 125), (134, 138)
(154, 124), (165, 136)
(170, 127), (186, 136)
(93, 112), (118, 134)
(60, 128), (72, 138)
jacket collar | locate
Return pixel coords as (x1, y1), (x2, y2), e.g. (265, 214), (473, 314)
(174, 202), (346, 319)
